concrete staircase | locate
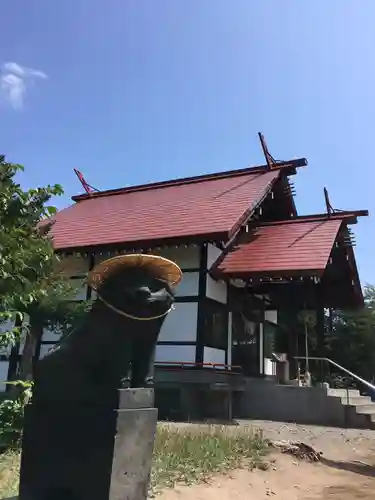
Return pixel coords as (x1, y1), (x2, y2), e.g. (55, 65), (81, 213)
(327, 388), (375, 430)
(238, 378), (375, 429)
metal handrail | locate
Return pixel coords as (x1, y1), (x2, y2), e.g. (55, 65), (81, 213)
(294, 356), (375, 392)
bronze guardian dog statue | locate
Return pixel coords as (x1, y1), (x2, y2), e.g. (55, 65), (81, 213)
(19, 254), (182, 500)
(32, 253), (182, 401)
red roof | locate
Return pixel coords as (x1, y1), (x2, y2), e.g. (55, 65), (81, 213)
(51, 169), (280, 250)
(214, 217), (344, 277)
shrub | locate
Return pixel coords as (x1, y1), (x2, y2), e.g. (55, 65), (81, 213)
(0, 381), (32, 452)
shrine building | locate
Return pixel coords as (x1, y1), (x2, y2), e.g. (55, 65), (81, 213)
(2, 135), (368, 421)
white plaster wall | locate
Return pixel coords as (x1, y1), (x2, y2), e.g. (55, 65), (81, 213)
(0, 362), (9, 392)
(59, 254), (90, 277)
(206, 243), (222, 268)
(90, 270), (199, 301)
(89, 247), (201, 271)
(206, 274), (227, 304)
(265, 310), (278, 324)
(18, 325), (29, 356)
(0, 315), (30, 358)
(264, 310), (277, 376)
(41, 327), (62, 343)
(203, 347), (226, 369)
(0, 319), (14, 357)
(175, 272), (199, 297)
(264, 358), (277, 376)
(155, 345), (196, 364)
(152, 246), (200, 269)
(90, 247), (200, 298)
(39, 344), (55, 359)
(158, 302), (197, 342)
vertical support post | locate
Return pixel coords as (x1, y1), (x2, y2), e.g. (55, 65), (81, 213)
(316, 285), (325, 382)
(316, 308), (325, 359)
(259, 296), (266, 376)
(227, 311), (233, 370)
(195, 243), (208, 365)
(259, 322), (264, 376)
(227, 389), (233, 421)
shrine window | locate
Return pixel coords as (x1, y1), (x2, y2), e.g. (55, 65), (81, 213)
(202, 299), (228, 350)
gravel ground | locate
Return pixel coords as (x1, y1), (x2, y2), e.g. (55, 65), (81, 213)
(160, 420), (375, 499)
(236, 419), (375, 461)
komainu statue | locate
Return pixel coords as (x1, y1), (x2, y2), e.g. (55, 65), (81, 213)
(19, 253), (182, 500)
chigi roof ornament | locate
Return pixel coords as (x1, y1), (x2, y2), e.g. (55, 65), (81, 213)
(258, 132), (308, 172)
(73, 168), (100, 196)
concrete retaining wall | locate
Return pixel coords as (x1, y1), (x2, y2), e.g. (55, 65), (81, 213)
(238, 379), (347, 427)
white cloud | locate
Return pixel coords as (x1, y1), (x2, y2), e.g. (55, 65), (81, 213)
(0, 61), (48, 110)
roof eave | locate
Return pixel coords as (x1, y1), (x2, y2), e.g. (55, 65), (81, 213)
(53, 230), (230, 255)
(211, 268), (325, 281)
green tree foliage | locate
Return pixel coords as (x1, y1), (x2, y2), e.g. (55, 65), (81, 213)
(0, 156), (92, 449)
(326, 285), (375, 382)
(0, 155), (91, 380)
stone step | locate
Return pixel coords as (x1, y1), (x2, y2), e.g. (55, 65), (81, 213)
(340, 396), (372, 405)
(327, 388), (360, 397)
(355, 404), (375, 414)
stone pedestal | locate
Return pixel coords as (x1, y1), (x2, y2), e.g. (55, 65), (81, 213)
(19, 388), (157, 500)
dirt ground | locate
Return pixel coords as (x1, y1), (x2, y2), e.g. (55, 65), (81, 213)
(159, 421), (375, 500)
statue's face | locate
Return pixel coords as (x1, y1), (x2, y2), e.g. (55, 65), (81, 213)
(98, 266), (175, 320)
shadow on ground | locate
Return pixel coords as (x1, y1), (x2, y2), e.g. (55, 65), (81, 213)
(322, 457), (375, 478)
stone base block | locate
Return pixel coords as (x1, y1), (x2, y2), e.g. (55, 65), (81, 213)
(19, 389), (157, 500)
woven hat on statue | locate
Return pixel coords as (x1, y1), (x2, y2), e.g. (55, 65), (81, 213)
(87, 253), (182, 291)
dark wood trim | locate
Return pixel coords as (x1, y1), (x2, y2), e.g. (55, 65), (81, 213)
(157, 341), (196, 346)
(57, 235), (227, 256)
(68, 265), (199, 277)
(40, 340), (198, 347)
(214, 269), (324, 281)
(6, 315), (22, 388)
(225, 336), (228, 365)
(34, 334), (42, 362)
(86, 254), (95, 300)
(30, 321), (43, 376)
(175, 296), (199, 303)
(56, 296), (198, 305)
(260, 302), (266, 377)
(195, 243), (208, 364)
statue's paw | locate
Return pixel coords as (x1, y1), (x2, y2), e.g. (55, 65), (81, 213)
(120, 378), (131, 389)
(144, 377), (155, 388)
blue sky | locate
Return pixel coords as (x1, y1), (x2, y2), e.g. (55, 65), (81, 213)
(0, 1), (374, 283)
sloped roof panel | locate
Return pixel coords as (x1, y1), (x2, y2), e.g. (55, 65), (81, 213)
(50, 170), (279, 250)
(215, 218), (343, 276)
